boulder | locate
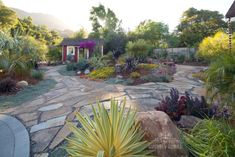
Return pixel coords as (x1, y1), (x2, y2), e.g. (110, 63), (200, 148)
(177, 115), (201, 129)
(136, 111), (187, 157)
(16, 81), (28, 88)
(84, 69), (90, 75)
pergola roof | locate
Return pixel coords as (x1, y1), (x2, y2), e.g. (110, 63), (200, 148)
(60, 38), (104, 46)
(226, 0), (235, 18)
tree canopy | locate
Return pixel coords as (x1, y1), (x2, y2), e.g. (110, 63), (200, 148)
(89, 4), (120, 38)
(177, 7), (226, 47)
(72, 28), (88, 39)
(128, 20), (169, 48)
(11, 17), (62, 45)
(0, 3), (18, 31)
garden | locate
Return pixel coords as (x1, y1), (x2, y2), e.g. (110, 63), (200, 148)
(0, 1), (235, 157)
(64, 39), (176, 85)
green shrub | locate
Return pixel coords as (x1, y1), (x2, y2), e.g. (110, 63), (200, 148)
(130, 72), (140, 78)
(0, 77), (16, 93)
(89, 56), (107, 70)
(177, 55), (185, 63)
(101, 52), (115, 66)
(47, 47), (61, 61)
(66, 99), (152, 157)
(137, 63), (158, 70)
(205, 53), (235, 106)
(182, 119), (235, 157)
(89, 67), (115, 79)
(31, 70), (44, 80)
(66, 63), (76, 71)
(76, 59), (89, 71)
(126, 39), (151, 61)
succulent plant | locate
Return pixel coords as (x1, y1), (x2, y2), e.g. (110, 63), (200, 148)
(0, 77), (17, 93)
(155, 88), (230, 121)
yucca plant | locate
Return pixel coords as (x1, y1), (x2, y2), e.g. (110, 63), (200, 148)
(181, 119), (235, 157)
(66, 99), (152, 157)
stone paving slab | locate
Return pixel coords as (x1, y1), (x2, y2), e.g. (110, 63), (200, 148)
(0, 114), (30, 157)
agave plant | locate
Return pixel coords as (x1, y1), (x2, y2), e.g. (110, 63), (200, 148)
(66, 99), (152, 157)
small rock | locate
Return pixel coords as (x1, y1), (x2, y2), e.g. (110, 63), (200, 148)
(16, 80), (28, 88)
(136, 111), (187, 157)
(177, 115), (201, 129)
(84, 69), (90, 74)
(77, 71), (81, 75)
(116, 75), (123, 79)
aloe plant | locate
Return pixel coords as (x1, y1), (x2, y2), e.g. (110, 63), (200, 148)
(66, 99), (152, 157)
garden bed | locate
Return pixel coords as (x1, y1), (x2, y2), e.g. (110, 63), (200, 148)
(0, 79), (56, 108)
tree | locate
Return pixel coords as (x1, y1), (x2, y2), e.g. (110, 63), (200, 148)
(11, 17), (62, 46)
(0, 4), (18, 31)
(72, 28), (88, 39)
(89, 4), (120, 38)
(128, 20), (169, 48)
(104, 30), (127, 53)
(166, 33), (181, 48)
(126, 39), (151, 62)
(177, 7), (226, 47)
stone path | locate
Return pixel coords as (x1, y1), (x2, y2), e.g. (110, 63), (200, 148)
(0, 114), (30, 157)
(0, 64), (205, 156)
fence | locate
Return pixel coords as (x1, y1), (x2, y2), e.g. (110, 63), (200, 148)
(153, 47), (196, 59)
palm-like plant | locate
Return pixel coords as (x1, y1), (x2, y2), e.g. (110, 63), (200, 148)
(66, 99), (152, 157)
(205, 53), (235, 106)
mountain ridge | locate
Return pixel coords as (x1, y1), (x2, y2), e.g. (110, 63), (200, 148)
(11, 8), (72, 31)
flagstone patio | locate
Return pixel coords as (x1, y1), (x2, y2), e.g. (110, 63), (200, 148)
(0, 64), (205, 156)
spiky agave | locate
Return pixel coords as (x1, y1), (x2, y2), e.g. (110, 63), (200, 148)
(66, 99), (152, 157)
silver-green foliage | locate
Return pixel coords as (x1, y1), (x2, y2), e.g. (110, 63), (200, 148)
(66, 99), (152, 157)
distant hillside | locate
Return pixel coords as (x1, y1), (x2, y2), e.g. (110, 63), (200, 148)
(12, 8), (72, 33)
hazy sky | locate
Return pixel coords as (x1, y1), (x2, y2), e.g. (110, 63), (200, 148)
(2, 0), (234, 32)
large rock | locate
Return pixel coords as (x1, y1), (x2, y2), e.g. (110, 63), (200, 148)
(177, 115), (201, 129)
(16, 80), (28, 88)
(136, 111), (187, 157)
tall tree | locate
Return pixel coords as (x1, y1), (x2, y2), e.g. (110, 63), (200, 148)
(0, 3), (18, 31)
(89, 4), (120, 38)
(72, 28), (88, 39)
(11, 17), (62, 45)
(128, 20), (169, 48)
(177, 7), (226, 47)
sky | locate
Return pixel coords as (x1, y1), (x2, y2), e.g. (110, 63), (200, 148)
(2, 0), (234, 32)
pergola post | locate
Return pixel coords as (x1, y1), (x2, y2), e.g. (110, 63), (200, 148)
(226, 1), (235, 52)
(228, 18), (232, 53)
(101, 45), (104, 56)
